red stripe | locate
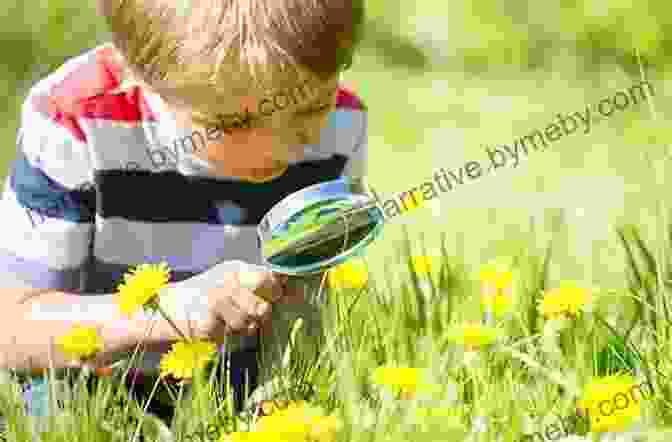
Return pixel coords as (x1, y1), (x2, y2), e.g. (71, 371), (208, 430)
(49, 46), (122, 115)
(78, 85), (158, 122)
(336, 86), (366, 111)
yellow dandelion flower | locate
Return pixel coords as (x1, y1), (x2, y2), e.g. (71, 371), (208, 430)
(256, 402), (341, 442)
(327, 259), (369, 290)
(256, 413), (312, 436)
(116, 262), (171, 317)
(481, 289), (513, 317)
(371, 366), (434, 399)
(480, 264), (514, 318)
(410, 255), (434, 277)
(577, 373), (642, 433)
(445, 322), (501, 350)
(479, 264), (514, 290)
(400, 189), (425, 212)
(259, 399), (286, 417)
(57, 325), (103, 361)
(540, 284), (591, 320)
(308, 414), (342, 442)
(273, 401), (317, 420)
(159, 339), (217, 381)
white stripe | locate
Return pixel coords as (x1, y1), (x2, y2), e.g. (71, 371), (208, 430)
(93, 218), (263, 271)
(341, 111), (368, 178)
(20, 103), (92, 188)
(84, 122), (162, 171)
(24, 46), (102, 99)
(317, 109), (365, 156)
(0, 185), (92, 269)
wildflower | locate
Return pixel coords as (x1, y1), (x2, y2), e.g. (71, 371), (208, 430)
(480, 263), (514, 318)
(159, 339), (217, 382)
(410, 255), (434, 277)
(116, 262), (171, 317)
(254, 402), (340, 442)
(327, 259), (369, 290)
(445, 322), (501, 350)
(401, 189), (425, 212)
(309, 414), (342, 442)
(481, 289), (513, 317)
(371, 366), (434, 399)
(479, 263), (514, 290)
(256, 413), (310, 434)
(258, 413), (312, 438)
(540, 284), (591, 320)
(57, 325), (103, 362)
(577, 373), (642, 433)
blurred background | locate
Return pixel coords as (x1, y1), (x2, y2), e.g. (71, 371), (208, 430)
(2, 0), (672, 289)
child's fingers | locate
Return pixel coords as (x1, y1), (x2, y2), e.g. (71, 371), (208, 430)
(277, 278), (306, 305)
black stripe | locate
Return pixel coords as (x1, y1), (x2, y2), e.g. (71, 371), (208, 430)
(82, 258), (199, 294)
(94, 155), (348, 225)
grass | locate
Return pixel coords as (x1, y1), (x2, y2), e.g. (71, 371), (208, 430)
(2, 0), (672, 440)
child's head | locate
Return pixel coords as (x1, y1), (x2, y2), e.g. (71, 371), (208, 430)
(100, 0), (365, 181)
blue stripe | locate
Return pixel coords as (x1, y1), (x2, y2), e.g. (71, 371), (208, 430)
(9, 151), (95, 223)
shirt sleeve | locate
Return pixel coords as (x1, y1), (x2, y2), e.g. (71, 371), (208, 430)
(0, 96), (96, 292)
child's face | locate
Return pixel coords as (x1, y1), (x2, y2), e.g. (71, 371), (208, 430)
(164, 71), (340, 182)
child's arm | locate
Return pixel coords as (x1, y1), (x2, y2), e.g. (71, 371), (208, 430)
(0, 259), (294, 372)
(0, 92), (160, 370)
(0, 288), (166, 371)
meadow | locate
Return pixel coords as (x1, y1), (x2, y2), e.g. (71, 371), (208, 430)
(2, 0), (672, 441)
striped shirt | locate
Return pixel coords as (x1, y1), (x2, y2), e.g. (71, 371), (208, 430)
(0, 43), (367, 376)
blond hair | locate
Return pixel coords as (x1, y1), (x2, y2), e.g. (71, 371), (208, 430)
(99, 0), (364, 104)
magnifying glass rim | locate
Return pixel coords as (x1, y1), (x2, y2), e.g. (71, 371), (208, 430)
(258, 177), (384, 275)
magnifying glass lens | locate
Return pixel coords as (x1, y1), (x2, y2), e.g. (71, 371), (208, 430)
(258, 178), (385, 275)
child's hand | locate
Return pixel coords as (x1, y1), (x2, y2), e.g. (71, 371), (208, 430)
(157, 261), (300, 342)
(203, 268), (285, 338)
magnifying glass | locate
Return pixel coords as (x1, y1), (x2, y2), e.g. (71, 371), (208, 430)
(258, 177), (385, 276)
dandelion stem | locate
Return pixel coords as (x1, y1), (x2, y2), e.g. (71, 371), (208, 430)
(498, 345), (578, 396)
(153, 302), (189, 341)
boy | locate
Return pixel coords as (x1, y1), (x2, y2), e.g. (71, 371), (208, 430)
(0, 0), (367, 425)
